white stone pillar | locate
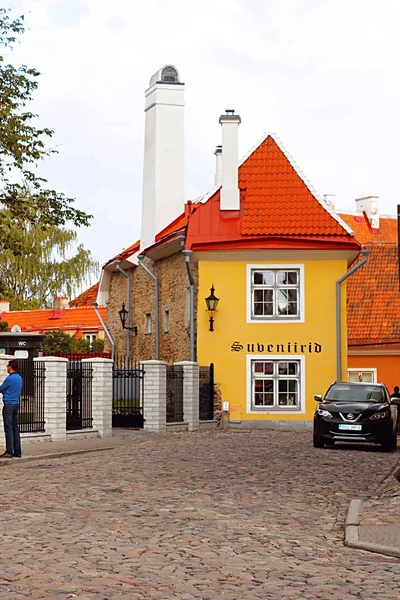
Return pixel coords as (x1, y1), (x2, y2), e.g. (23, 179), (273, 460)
(140, 360), (167, 431)
(82, 358), (113, 437)
(175, 361), (199, 432)
(34, 356), (67, 441)
(0, 355), (14, 446)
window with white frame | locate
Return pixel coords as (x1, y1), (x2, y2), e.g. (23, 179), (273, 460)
(348, 369), (376, 383)
(85, 333), (97, 344)
(249, 267), (301, 320)
(145, 313), (152, 334)
(251, 359), (301, 410)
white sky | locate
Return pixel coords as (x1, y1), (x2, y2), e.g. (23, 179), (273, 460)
(6, 0), (400, 268)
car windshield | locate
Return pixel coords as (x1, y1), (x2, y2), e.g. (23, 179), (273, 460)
(325, 384), (385, 403)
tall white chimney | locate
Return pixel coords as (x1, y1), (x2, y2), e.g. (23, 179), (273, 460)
(214, 145), (222, 186)
(355, 195), (380, 229)
(140, 65), (185, 251)
(219, 109), (241, 210)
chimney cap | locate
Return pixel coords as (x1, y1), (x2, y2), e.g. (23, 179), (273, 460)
(214, 145), (222, 155)
(149, 64), (182, 86)
(219, 109), (241, 125)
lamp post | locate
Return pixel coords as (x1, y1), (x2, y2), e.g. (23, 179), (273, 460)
(118, 303), (137, 335)
(205, 285), (219, 332)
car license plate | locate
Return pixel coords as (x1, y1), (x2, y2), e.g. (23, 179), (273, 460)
(338, 424), (362, 431)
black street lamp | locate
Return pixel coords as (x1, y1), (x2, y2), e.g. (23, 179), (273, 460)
(118, 303), (138, 335)
(205, 285), (219, 332)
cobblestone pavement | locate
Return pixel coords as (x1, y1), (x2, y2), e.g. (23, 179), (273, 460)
(1, 429), (400, 600)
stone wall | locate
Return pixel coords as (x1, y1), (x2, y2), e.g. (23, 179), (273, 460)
(105, 252), (198, 363)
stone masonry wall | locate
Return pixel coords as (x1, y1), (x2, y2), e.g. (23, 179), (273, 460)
(105, 252), (198, 363)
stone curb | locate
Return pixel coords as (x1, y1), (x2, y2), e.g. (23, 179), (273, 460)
(0, 446), (116, 467)
(345, 498), (400, 559)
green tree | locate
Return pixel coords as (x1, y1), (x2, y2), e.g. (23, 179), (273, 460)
(0, 213), (98, 307)
(91, 338), (105, 353)
(0, 321), (8, 332)
(0, 8), (92, 256)
(43, 330), (72, 354)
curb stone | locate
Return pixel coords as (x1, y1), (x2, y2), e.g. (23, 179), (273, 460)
(345, 498), (400, 559)
(0, 445), (116, 467)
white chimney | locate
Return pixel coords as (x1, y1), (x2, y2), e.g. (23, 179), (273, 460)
(53, 296), (69, 310)
(214, 145), (222, 186)
(140, 65), (185, 251)
(355, 196), (380, 229)
(219, 109), (241, 210)
(0, 300), (10, 313)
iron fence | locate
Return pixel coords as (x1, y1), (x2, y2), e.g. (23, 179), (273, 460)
(66, 361), (93, 430)
(17, 360), (46, 433)
(112, 356), (144, 428)
(166, 365), (184, 423)
(199, 363), (214, 421)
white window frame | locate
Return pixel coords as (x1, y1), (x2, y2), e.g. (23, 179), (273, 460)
(84, 333), (97, 344)
(347, 368), (377, 383)
(246, 264), (305, 323)
(145, 313), (152, 335)
(246, 354), (306, 414)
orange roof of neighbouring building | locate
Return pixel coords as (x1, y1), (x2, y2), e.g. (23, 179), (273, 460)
(347, 244), (400, 345)
(339, 213), (397, 245)
(70, 282), (100, 307)
(0, 306), (106, 333)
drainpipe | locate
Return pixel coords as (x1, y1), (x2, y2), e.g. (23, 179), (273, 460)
(93, 302), (115, 362)
(336, 249), (370, 381)
(182, 248), (195, 362)
(115, 261), (131, 360)
(138, 256), (160, 360)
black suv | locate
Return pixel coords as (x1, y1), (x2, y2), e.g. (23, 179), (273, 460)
(313, 382), (399, 451)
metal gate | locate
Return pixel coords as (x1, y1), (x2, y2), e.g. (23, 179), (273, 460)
(199, 363), (214, 421)
(17, 360), (46, 433)
(66, 361), (93, 430)
(112, 357), (144, 428)
(166, 365), (184, 423)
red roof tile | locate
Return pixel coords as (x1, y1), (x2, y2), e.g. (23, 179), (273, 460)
(339, 213), (397, 244)
(347, 244), (400, 345)
(240, 136), (351, 237)
(0, 306), (106, 333)
(70, 283), (99, 307)
(105, 240), (140, 267)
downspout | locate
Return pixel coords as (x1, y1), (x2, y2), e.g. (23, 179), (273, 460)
(182, 248), (195, 362)
(115, 261), (131, 360)
(138, 256), (160, 360)
(93, 302), (115, 362)
(336, 249), (370, 381)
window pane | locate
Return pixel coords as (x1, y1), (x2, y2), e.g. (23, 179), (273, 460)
(278, 271), (298, 285)
(253, 270), (274, 286)
(277, 289), (298, 316)
(254, 362), (274, 375)
(253, 289), (273, 316)
(278, 379), (298, 406)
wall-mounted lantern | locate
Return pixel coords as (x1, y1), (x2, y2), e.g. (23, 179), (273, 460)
(205, 285), (219, 332)
(118, 303), (138, 335)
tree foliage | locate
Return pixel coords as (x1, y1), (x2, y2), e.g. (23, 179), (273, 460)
(0, 8), (92, 255)
(0, 211), (98, 307)
(43, 330), (104, 354)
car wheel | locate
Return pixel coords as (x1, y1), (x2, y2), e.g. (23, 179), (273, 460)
(381, 438), (394, 452)
(313, 434), (324, 448)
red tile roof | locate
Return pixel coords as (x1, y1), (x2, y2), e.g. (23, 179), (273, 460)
(239, 136), (351, 237)
(70, 282), (100, 307)
(339, 213), (397, 244)
(0, 306), (106, 333)
(105, 240), (140, 267)
(347, 244), (400, 345)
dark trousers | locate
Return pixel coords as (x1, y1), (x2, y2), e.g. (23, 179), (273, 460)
(2, 404), (21, 456)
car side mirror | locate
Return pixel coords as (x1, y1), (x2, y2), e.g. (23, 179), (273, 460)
(391, 397), (400, 405)
(314, 394), (323, 402)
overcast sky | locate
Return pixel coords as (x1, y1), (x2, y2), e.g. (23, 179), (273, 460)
(7, 0), (400, 270)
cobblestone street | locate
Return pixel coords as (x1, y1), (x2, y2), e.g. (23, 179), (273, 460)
(1, 429), (400, 599)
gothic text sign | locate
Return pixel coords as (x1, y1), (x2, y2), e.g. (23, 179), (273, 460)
(231, 341), (322, 354)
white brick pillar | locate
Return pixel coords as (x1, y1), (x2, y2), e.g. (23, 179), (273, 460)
(175, 361), (199, 432)
(34, 356), (67, 441)
(140, 360), (167, 431)
(0, 355), (14, 446)
(82, 358), (113, 437)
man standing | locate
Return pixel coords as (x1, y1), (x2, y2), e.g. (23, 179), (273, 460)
(391, 386), (400, 434)
(0, 360), (23, 458)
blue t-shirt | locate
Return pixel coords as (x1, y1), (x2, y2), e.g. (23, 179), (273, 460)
(0, 372), (23, 405)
